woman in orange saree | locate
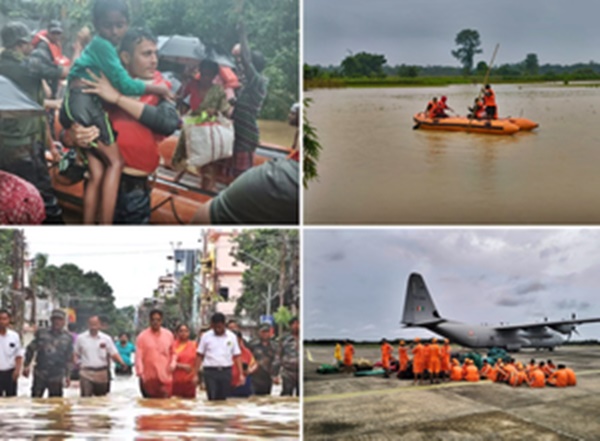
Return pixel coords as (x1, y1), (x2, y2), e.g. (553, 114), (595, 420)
(172, 324), (198, 399)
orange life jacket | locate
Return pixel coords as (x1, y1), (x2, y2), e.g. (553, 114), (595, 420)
(32, 30), (70, 66)
(548, 369), (568, 387)
(343, 345), (354, 366)
(483, 89), (496, 107)
(398, 347), (409, 371)
(427, 101), (438, 119)
(464, 365), (480, 382)
(529, 369), (546, 388)
(450, 365), (463, 381)
(564, 368), (577, 386)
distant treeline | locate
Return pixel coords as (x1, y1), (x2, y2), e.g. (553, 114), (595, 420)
(305, 57), (600, 89)
(305, 339), (600, 346)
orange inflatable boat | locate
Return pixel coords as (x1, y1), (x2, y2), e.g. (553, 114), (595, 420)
(413, 112), (520, 135)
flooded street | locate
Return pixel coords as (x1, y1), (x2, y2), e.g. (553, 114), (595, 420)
(258, 119), (296, 148)
(305, 83), (600, 224)
(1, 375), (299, 440)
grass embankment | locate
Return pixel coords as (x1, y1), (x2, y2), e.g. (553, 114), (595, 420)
(305, 74), (600, 89)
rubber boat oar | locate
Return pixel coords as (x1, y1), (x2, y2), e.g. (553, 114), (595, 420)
(478, 43), (500, 100)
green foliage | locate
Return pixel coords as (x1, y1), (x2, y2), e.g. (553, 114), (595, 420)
(273, 305), (293, 328)
(302, 97), (321, 188)
(232, 230), (299, 323)
(451, 29), (483, 75)
(33, 258), (126, 333)
(397, 64), (419, 78)
(0, 230), (15, 289)
(341, 52), (387, 78)
(475, 61), (488, 76)
(524, 53), (539, 76)
(3, 0), (298, 120)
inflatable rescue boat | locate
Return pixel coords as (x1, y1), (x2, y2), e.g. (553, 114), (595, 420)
(413, 112), (520, 135)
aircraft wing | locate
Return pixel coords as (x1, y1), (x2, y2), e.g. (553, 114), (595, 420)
(495, 317), (600, 332)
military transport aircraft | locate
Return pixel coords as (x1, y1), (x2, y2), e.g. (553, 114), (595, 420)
(402, 273), (600, 351)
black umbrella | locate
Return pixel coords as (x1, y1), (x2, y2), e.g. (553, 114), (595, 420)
(206, 48), (237, 68)
(0, 75), (45, 118)
(158, 35), (206, 62)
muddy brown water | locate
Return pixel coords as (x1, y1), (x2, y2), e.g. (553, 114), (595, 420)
(0, 375), (299, 439)
(304, 83), (600, 224)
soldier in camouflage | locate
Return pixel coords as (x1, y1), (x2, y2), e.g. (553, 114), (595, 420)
(276, 317), (299, 396)
(248, 324), (278, 395)
(23, 309), (73, 397)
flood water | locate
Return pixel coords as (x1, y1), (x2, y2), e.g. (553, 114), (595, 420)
(304, 83), (600, 224)
(0, 375), (299, 439)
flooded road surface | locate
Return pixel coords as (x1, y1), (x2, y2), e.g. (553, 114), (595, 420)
(0, 375), (299, 439)
(305, 83), (600, 224)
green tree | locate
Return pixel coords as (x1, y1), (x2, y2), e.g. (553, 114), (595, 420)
(475, 61), (488, 76)
(341, 52), (387, 78)
(451, 29), (483, 75)
(302, 97), (322, 188)
(232, 230), (299, 324)
(524, 53), (539, 76)
(397, 64), (419, 78)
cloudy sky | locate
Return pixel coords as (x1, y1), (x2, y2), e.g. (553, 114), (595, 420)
(304, 0), (600, 66)
(304, 229), (600, 341)
(23, 227), (213, 308)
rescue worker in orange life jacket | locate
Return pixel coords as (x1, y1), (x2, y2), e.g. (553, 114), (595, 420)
(468, 97), (485, 119)
(482, 84), (497, 119)
(435, 96), (453, 118)
(425, 97), (439, 119)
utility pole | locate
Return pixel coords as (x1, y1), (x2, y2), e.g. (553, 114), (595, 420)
(200, 229), (208, 327)
(11, 230), (25, 337)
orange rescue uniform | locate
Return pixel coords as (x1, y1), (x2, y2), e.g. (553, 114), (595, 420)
(441, 344), (451, 372)
(381, 342), (393, 370)
(398, 347), (409, 372)
(529, 369), (546, 388)
(343, 344), (354, 367)
(412, 344), (424, 374)
(564, 368), (577, 386)
(450, 365), (463, 381)
(547, 369), (568, 387)
(428, 343), (441, 374)
(464, 365), (480, 382)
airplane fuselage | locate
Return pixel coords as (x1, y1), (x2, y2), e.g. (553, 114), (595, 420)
(423, 321), (565, 351)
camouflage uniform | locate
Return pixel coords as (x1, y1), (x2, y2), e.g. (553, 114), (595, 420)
(24, 328), (73, 397)
(248, 338), (278, 395)
(276, 334), (299, 396)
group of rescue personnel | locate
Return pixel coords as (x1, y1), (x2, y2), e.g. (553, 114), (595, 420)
(425, 84), (497, 120)
(336, 338), (577, 388)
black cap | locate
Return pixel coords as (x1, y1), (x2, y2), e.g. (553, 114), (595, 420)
(48, 20), (63, 34)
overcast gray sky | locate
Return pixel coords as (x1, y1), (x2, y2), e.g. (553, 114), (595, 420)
(304, 229), (600, 342)
(305, 0), (600, 66)
(24, 227), (213, 308)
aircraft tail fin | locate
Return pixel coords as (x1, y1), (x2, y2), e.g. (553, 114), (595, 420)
(402, 273), (443, 326)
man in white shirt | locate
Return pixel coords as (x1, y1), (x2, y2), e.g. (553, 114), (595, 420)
(196, 313), (244, 401)
(74, 316), (125, 397)
(0, 309), (23, 397)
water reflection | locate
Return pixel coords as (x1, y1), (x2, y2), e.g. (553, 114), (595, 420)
(0, 376), (299, 440)
(305, 83), (600, 224)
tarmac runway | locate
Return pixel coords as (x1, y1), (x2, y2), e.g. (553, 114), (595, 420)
(303, 344), (600, 440)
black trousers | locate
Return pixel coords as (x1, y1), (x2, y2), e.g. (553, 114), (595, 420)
(113, 174), (151, 224)
(0, 369), (17, 397)
(252, 370), (273, 396)
(203, 367), (232, 401)
(281, 374), (299, 397)
(31, 374), (64, 398)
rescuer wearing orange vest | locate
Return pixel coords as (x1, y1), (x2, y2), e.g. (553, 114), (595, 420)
(412, 338), (425, 385)
(450, 358), (463, 381)
(380, 338), (393, 378)
(425, 97), (439, 119)
(343, 340), (355, 374)
(435, 96), (453, 118)
(428, 338), (442, 384)
(469, 97), (485, 119)
(564, 365), (577, 386)
(398, 340), (409, 374)
(464, 359), (480, 382)
(529, 366), (546, 388)
(547, 364), (568, 387)
(440, 339), (451, 381)
(479, 359), (492, 379)
(482, 84), (497, 119)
